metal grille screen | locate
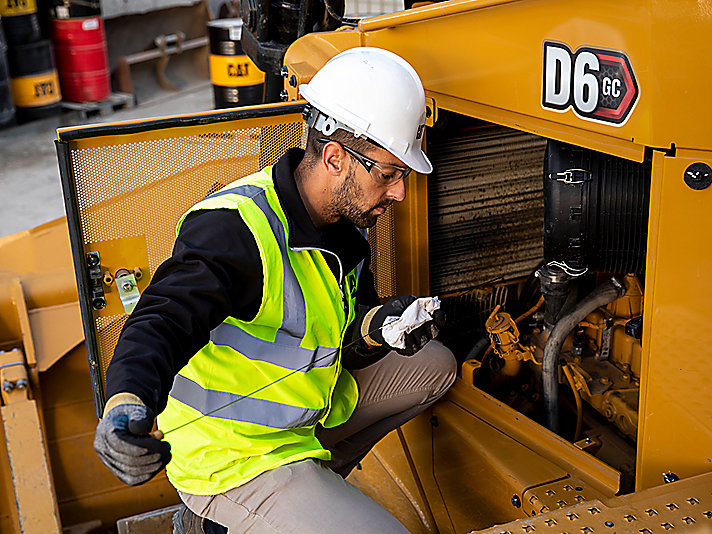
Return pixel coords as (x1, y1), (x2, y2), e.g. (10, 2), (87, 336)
(60, 107), (307, 406)
(427, 124), (546, 294)
(368, 205), (395, 300)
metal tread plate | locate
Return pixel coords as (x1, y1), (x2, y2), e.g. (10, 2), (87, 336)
(472, 471), (712, 533)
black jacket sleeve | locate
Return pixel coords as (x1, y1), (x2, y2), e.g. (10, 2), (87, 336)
(104, 209), (263, 414)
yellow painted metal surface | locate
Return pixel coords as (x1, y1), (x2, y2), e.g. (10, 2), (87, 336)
(638, 148), (712, 490)
(521, 477), (606, 518)
(286, 0), (712, 161)
(445, 380), (620, 496)
(350, 377), (621, 533)
(2, 400), (61, 533)
(37, 344), (181, 530)
(393, 169), (430, 297)
(473, 470), (712, 533)
(431, 399), (566, 531)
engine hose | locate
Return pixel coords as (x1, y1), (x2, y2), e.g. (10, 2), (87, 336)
(543, 277), (626, 433)
(465, 335), (490, 361)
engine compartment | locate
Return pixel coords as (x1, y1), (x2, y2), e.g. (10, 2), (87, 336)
(426, 112), (650, 493)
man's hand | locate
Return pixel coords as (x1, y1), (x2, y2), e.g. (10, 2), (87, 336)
(361, 295), (446, 356)
(93, 393), (171, 486)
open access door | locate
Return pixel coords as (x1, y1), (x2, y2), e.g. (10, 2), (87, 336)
(56, 102), (307, 417)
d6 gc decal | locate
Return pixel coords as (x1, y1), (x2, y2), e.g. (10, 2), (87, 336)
(542, 41), (639, 126)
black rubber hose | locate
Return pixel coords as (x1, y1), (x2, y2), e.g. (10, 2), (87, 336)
(543, 277), (626, 433)
(465, 335), (490, 361)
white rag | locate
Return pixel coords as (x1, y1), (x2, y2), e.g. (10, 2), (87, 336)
(381, 296), (441, 349)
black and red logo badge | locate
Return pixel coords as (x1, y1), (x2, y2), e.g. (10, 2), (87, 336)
(542, 41), (639, 125)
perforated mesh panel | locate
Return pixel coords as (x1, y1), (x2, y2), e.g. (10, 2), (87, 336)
(59, 107), (307, 407)
(368, 205), (396, 300)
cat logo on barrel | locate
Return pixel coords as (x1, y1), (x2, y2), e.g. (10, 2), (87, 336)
(542, 41), (639, 126)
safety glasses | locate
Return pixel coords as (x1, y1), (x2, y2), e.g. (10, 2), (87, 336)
(317, 137), (411, 187)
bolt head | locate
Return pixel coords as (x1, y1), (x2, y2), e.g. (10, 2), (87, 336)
(2, 381), (15, 393)
(663, 471), (679, 483)
(15, 379), (28, 390)
(511, 494), (521, 508)
(120, 280), (134, 292)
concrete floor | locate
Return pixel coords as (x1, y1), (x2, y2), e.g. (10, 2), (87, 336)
(0, 82), (214, 238)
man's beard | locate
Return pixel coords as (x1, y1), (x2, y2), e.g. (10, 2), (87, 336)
(326, 164), (391, 228)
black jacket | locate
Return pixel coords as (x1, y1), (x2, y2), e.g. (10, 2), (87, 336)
(105, 148), (386, 415)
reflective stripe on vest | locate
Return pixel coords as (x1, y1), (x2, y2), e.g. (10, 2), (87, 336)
(171, 374), (323, 428)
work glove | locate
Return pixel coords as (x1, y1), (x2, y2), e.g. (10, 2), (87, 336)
(93, 392), (171, 486)
(361, 295), (446, 356)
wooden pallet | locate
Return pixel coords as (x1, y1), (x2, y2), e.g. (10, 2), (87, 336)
(61, 92), (135, 120)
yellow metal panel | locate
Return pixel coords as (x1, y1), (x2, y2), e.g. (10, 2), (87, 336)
(0, 276), (37, 368)
(352, 411), (455, 533)
(28, 303), (83, 372)
(432, 400), (563, 531)
(285, 0), (712, 159)
(448, 379), (620, 495)
(0, 218), (77, 310)
(282, 31), (362, 101)
(348, 449), (438, 533)
(393, 169), (430, 297)
(1, 400), (61, 533)
(637, 149), (712, 490)
(38, 343), (181, 529)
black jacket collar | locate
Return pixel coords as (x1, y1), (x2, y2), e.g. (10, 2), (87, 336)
(272, 148), (370, 274)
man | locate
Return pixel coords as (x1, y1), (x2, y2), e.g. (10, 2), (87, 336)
(94, 47), (456, 533)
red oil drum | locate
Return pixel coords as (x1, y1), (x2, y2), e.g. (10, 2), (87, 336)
(50, 16), (110, 102)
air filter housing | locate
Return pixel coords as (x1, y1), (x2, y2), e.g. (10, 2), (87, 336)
(543, 141), (651, 274)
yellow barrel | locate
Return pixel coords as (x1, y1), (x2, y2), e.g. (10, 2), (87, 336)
(207, 19), (265, 109)
(8, 40), (61, 122)
(0, 0), (40, 45)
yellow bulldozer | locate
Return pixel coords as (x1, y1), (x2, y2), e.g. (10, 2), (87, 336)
(1, 0), (711, 532)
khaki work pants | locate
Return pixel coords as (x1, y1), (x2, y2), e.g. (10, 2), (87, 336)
(179, 340), (457, 534)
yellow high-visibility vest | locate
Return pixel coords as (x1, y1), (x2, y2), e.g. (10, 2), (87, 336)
(158, 167), (360, 495)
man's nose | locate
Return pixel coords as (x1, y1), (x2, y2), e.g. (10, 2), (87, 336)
(385, 179), (406, 202)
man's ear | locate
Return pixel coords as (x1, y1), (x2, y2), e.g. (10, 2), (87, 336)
(322, 141), (349, 178)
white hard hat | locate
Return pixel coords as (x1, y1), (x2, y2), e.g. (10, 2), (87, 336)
(299, 47), (432, 174)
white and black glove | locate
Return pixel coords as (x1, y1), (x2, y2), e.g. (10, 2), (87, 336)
(93, 393), (171, 486)
(361, 295), (445, 356)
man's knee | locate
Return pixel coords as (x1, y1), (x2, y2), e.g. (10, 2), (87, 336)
(417, 340), (457, 402)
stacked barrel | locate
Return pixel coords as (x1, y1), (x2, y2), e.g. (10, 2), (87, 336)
(207, 19), (264, 109)
(50, 11), (110, 104)
(1, 0), (61, 123)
